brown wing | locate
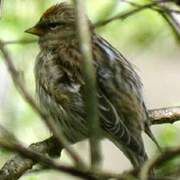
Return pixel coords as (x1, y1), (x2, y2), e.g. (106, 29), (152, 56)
(94, 35), (148, 167)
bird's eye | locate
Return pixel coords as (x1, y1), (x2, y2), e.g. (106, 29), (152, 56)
(48, 23), (60, 30)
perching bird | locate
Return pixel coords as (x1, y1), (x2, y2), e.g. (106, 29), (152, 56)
(25, 2), (159, 168)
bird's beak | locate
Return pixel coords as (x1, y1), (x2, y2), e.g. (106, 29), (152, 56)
(25, 26), (44, 36)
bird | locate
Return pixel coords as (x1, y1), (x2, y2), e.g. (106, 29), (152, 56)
(25, 2), (159, 168)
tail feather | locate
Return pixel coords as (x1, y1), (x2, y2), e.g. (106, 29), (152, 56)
(108, 133), (148, 168)
(124, 148), (148, 168)
(144, 122), (162, 152)
(143, 102), (162, 152)
(99, 94), (149, 168)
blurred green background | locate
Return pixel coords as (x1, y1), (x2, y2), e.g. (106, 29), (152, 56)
(0, 0), (180, 179)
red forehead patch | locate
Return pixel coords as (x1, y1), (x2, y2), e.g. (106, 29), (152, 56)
(43, 4), (59, 17)
(42, 3), (72, 18)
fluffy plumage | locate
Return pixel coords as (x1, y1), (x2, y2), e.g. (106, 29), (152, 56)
(26, 2), (158, 168)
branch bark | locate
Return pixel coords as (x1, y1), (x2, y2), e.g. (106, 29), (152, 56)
(74, 0), (101, 169)
(0, 139), (98, 180)
(148, 106), (180, 125)
(0, 137), (62, 180)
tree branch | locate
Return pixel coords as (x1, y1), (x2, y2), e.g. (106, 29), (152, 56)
(3, 39), (37, 45)
(0, 134), (127, 180)
(0, 0), (3, 17)
(121, 0), (180, 41)
(148, 106), (180, 125)
(140, 146), (180, 180)
(94, 0), (172, 27)
(73, 0), (101, 169)
(0, 140), (98, 180)
(0, 137), (62, 180)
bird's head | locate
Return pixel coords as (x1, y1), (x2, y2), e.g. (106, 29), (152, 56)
(25, 3), (78, 48)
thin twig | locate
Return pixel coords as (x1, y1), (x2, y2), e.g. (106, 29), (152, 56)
(121, 0), (180, 32)
(3, 39), (37, 45)
(121, 0), (180, 14)
(0, 137), (61, 180)
(140, 146), (180, 180)
(0, 40), (85, 168)
(0, 135), (126, 180)
(0, 131), (126, 180)
(73, 0), (101, 169)
(0, 0), (3, 17)
(148, 106), (180, 125)
(94, 0), (173, 27)
(160, 12), (180, 41)
(0, 140), (97, 180)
